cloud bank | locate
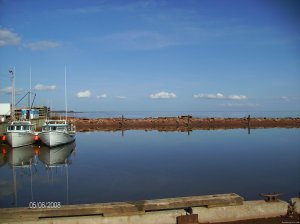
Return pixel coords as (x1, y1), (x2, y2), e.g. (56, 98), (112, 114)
(280, 96), (289, 101)
(77, 90), (91, 98)
(101, 31), (175, 50)
(193, 93), (224, 99)
(0, 86), (24, 95)
(34, 84), (56, 91)
(24, 41), (60, 51)
(0, 28), (21, 46)
(150, 91), (176, 99)
(228, 95), (247, 100)
(96, 94), (107, 99)
(194, 93), (247, 100)
(115, 96), (126, 99)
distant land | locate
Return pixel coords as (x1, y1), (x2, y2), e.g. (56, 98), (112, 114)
(51, 110), (83, 113)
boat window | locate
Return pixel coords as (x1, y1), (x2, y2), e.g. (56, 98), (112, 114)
(57, 126), (65, 131)
(51, 126), (57, 131)
(8, 126), (14, 131)
(25, 126), (30, 130)
(16, 126), (21, 130)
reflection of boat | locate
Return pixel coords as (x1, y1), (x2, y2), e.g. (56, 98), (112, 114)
(38, 142), (75, 205)
(39, 120), (75, 147)
(7, 144), (36, 167)
(6, 121), (36, 148)
(38, 142), (75, 167)
(6, 144), (38, 207)
(0, 145), (9, 167)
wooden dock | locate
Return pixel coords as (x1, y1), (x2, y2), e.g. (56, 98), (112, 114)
(0, 193), (243, 223)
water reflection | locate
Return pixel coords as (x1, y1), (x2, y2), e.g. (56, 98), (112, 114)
(38, 142), (76, 204)
(0, 142), (76, 207)
(1, 129), (300, 208)
(0, 146), (8, 167)
(38, 142), (76, 168)
(5, 145), (38, 206)
(7, 145), (37, 167)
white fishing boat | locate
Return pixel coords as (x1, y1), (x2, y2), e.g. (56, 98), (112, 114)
(4, 69), (37, 148)
(6, 121), (36, 148)
(39, 120), (75, 147)
(39, 66), (76, 147)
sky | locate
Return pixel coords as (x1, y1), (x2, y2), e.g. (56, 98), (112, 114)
(0, 0), (299, 112)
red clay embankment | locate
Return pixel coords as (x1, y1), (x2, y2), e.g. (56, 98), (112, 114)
(67, 116), (300, 132)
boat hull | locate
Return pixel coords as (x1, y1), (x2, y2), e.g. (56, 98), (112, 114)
(7, 132), (35, 148)
(39, 131), (75, 147)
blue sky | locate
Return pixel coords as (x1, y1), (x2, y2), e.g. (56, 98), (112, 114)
(0, 0), (299, 112)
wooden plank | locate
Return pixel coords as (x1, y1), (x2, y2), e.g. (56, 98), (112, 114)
(177, 214), (198, 224)
(0, 193), (243, 221)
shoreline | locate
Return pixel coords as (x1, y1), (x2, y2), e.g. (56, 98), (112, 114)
(68, 116), (300, 132)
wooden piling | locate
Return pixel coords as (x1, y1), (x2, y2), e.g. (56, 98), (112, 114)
(247, 115), (251, 135)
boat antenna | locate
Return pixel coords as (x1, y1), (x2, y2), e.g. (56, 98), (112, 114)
(9, 68), (15, 121)
(65, 65), (67, 121)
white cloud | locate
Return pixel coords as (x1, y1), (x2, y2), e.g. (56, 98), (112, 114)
(193, 93), (224, 99)
(194, 93), (247, 100)
(280, 96), (289, 101)
(0, 28), (21, 47)
(228, 95), (248, 100)
(34, 84), (56, 91)
(77, 90), (91, 98)
(150, 91), (176, 99)
(221, 103), (259, 107)
(96, 94), (107, 99)
(24, 41), (60, 51)
(0, 86), (23, 95)
(115, 96), (126, 99)
(100, 31), (175, 50)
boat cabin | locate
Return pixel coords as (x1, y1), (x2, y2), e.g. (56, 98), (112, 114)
(7, 121), (34, 132)
(42, 120), (74, 132)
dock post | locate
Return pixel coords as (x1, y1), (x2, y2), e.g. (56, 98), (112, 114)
(187, 115), (190, 135)
(122, 115), (124, 137)
(247, 115), (251, 135)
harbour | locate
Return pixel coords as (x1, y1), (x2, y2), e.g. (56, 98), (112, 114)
(1, 0), (300, 223)
(1, 128), (300, 223)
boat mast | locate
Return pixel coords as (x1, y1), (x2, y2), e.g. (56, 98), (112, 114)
(65, 66), (67, 121)
(9, 68), (15, 121)
(29, 66), (32, 109)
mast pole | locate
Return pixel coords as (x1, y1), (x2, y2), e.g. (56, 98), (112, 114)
(65, 66), (67, 121)
(9, 68), (15, 121)
(29, 66), (32, 109)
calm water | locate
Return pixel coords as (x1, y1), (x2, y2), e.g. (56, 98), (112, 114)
(0, 128), (299, 208)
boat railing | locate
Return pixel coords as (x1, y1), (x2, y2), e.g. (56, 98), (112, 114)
(45, 120), (68, 125)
